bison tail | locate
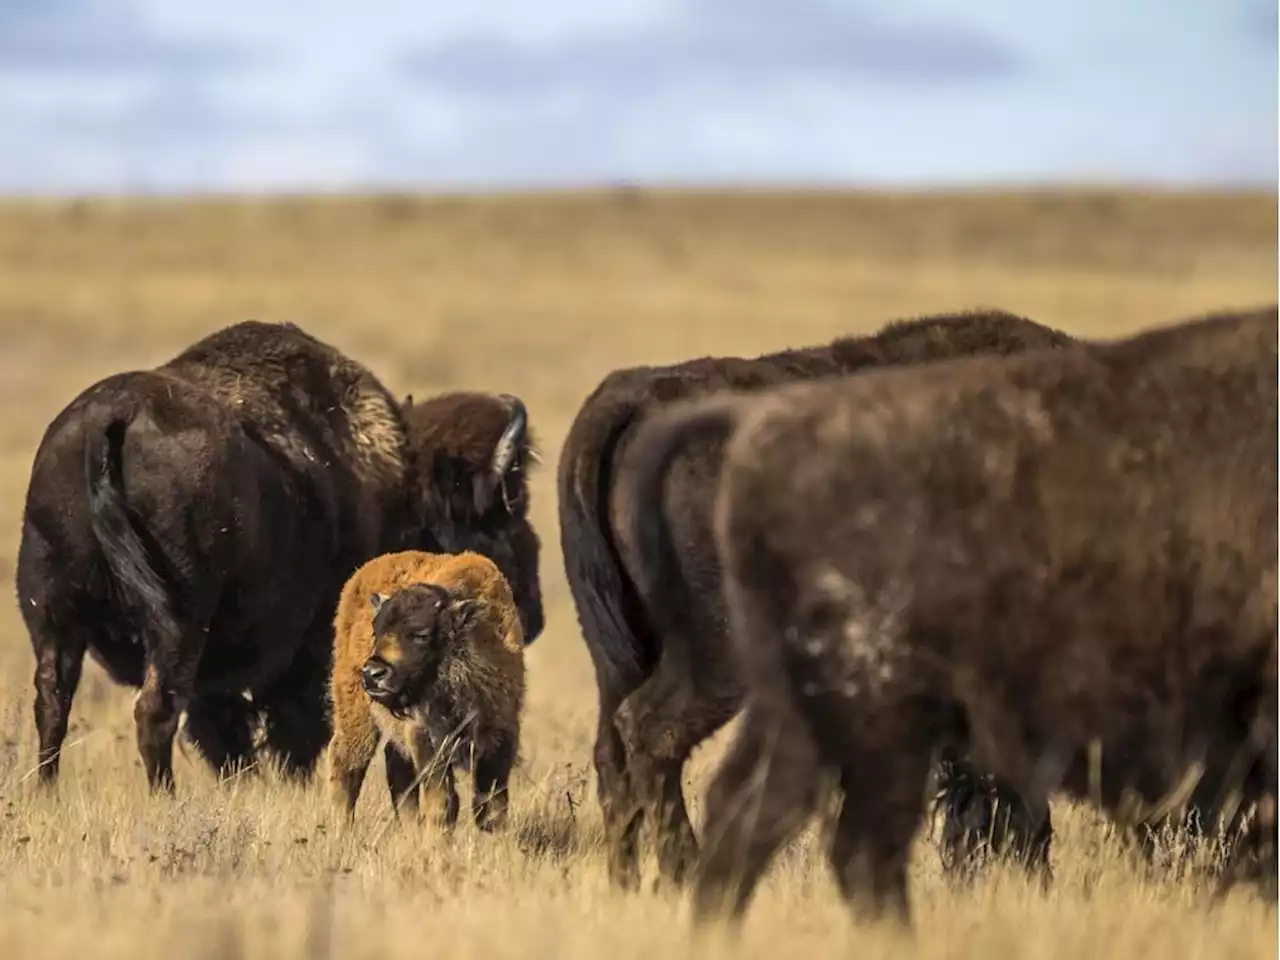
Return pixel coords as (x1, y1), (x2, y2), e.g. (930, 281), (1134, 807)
(558, 400), (659, 698)
(618, 397), (741, 667)
(84, 418), (181, 643)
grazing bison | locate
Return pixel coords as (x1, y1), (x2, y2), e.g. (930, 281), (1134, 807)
(16, 320), (543, 792)
(623, 305), (1277, 925)
(558, 308), (1078, 888)
(326, 549), (525, 830)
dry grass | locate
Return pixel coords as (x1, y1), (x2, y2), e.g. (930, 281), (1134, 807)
(0, 188), (1275, 959)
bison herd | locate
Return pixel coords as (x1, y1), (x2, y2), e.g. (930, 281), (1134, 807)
(12, 305), (1278, 930)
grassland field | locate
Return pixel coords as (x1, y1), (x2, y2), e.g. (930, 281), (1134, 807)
(0, 189), (1275, 959)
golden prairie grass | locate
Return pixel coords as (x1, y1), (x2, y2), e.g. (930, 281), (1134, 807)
(0, 189), (1276, 959)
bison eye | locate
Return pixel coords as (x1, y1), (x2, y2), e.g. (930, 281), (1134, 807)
(412, 630), (434, 645)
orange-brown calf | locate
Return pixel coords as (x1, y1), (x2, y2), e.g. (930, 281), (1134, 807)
(327, 549), (525, 830)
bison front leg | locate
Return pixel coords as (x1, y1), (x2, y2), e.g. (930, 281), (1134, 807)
(692, 703), (822, 925)
(407, 733), (461, 829)
(31, 633), (87, 787)
(183, 693), (258, 781)
(383, 742), (420, 816)
(258, 635), (332, 780)
(472, 736), (517, 832)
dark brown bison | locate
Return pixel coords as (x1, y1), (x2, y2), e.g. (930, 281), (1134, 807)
(15, 320), (543, 793)
(557, 309), (1079, 888)
(622, 305), (1276, 926)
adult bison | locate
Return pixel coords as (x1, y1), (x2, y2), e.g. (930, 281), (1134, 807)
(558, 308), (1078, 888)
(16, 320), (543, 793)
(625, 305), (1276, 926)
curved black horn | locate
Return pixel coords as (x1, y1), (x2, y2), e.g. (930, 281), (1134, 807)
(491, 393), (527, 478)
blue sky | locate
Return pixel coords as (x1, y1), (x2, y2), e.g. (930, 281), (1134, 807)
(0, 0), (1274, 193)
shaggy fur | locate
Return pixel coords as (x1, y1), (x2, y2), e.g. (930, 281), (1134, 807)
(16, 320), (542, 793)
(327, 550), (525, 831)
(402, 392), (544, 644)
(558, 308), (1078, 887)
(626, 305), (1277, 926)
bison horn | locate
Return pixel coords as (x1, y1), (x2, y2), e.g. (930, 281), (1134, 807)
(369, 592), (388, 616)
(490, 394), (527, 480)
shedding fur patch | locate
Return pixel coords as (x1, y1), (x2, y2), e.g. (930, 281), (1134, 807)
(798, 567), (912, 700)
(344, 380), (407, 486)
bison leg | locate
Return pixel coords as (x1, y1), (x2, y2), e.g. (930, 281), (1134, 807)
(257, 641), (331, 780)
(183, 692), (258, 780)
(615, 661), (742, 888)
(31, 632), (87, 786)
(384, 742), (420, 816)
(692, 702), (822, 924)
(594, 689), (645, 891)
(407, 735), (461, 829)
(472, 735), (517, 832)
(825, 745), (933, 927)
(134, 659), (195, 794)
(935, 750), (1054, 888)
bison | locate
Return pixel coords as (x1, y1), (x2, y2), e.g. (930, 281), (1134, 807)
(620, 304), (1277, 925)
(16, 320), (543, 793)
(326, 549), (525, 830)
(559, 308), (1079, 888)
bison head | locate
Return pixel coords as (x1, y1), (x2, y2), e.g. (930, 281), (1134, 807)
(362, 584), (479, 714)
(401, 391), (544, 644)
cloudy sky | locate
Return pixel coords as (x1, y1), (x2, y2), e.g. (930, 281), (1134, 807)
(0, 0), (1274, 193)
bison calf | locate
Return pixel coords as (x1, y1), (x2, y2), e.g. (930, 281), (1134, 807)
(631, 305), (1278, 925)
(327, 550), (525, 831)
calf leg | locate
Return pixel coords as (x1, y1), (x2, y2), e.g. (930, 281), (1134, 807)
(408, 734), (461, 829)
(183, 693), (258, 780)
(325, 665), (380, 818)
(384, 742), (420, 816)
(473, 735), (518, 832)
(692, 702), (822, 924)
(614, 657), (743, 887)
(31, 631), (87, 787)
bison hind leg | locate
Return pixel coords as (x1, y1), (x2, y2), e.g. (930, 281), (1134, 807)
(613, 658), (741, 889)
(30, 627), (88, 788)
(692, 702), (822, 925)
(824, 740), (937, 928)
(934, 751), (1054, 889)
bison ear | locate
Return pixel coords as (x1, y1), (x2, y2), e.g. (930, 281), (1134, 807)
(446, 597), (481, 634)
(369, 592), (388, 617)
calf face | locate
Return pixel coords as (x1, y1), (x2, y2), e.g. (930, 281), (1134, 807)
(362, 584), (479, 714)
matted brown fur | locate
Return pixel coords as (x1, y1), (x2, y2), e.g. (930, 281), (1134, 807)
(16, 318), (544, 796)
(403, 392), (545, 644)
(559, 308), (1078, 888)
(327, 549), (525, 831)
(635, 304), (1278, 927)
